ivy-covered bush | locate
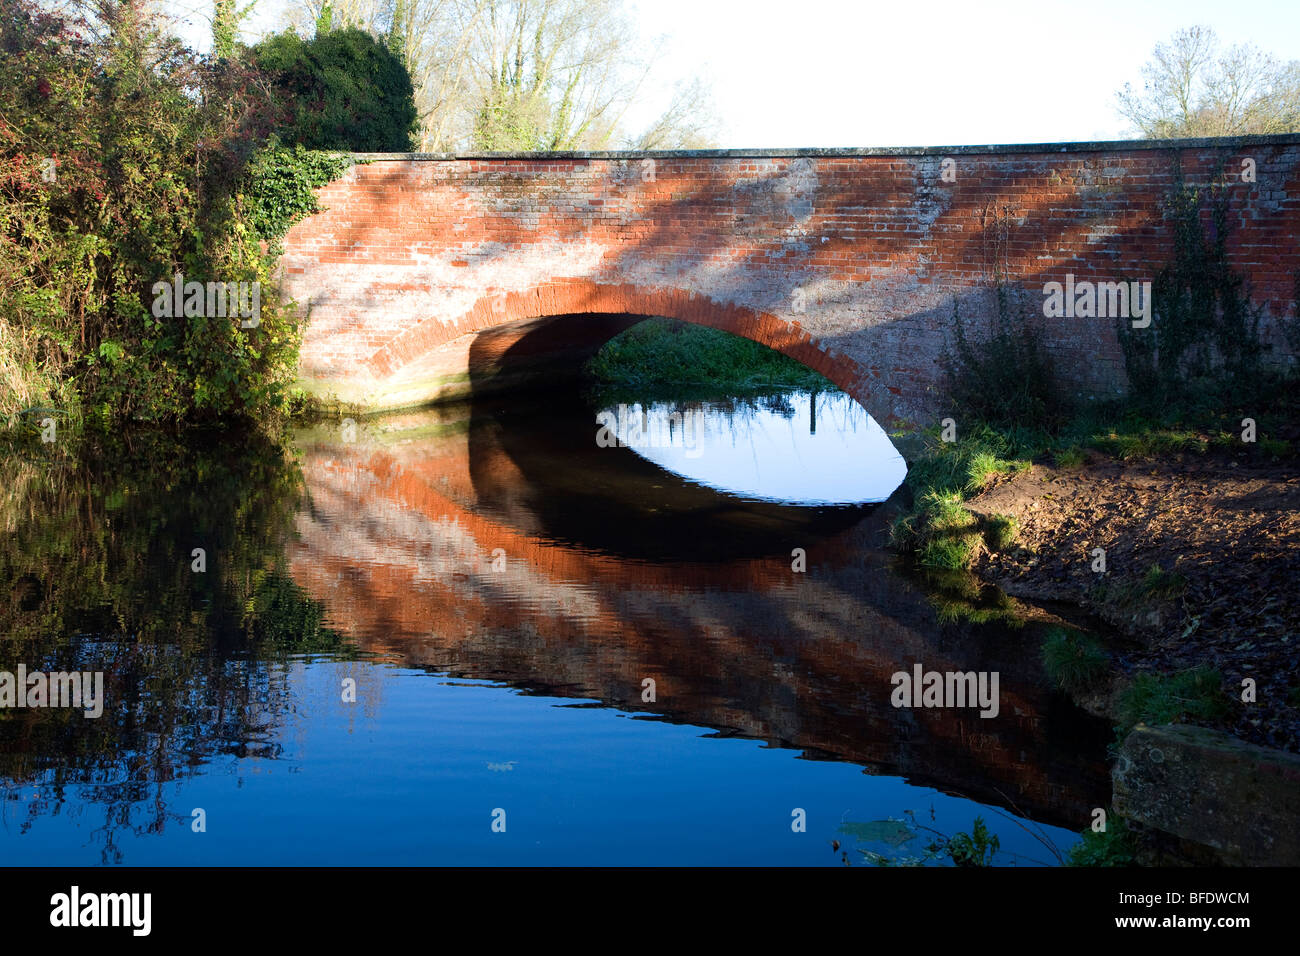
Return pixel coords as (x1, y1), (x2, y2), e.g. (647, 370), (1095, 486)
(0, 0), (296, 429)
(251, 27), (417, 153)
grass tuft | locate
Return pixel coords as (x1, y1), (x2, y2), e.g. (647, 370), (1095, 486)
(1116, 666), (1228, 731)
(1041, 627), (1111, 696)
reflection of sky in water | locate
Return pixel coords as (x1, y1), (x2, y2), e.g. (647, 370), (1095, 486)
(598, 390), (907, 505)
(0, 661), (1079, 866)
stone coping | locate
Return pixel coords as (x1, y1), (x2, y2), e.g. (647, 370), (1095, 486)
(349, 133), (1300, 162)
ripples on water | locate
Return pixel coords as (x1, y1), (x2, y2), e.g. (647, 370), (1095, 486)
(0, 388), (1109, 865)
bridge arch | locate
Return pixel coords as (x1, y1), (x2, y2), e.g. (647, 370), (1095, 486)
(365, 278), (882, 418)
(284, 143), (1300, 424)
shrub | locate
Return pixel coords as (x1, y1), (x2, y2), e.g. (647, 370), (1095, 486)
(251, 27), (418, 152)
(1118, 156), (1265, 405)
(0, 0), (324, 430)
(942, 286), (1061, 429)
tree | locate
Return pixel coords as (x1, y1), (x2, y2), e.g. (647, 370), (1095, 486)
(276, 0), (720, 152)
(627, 76), (719, 150)
(1117, 26), (1300, 138)
(251, 26), (418, 151)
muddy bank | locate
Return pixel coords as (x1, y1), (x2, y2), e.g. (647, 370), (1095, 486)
(961, 449), (1300, 753)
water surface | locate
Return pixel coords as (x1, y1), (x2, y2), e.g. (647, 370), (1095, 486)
(0, 387), (1109, 865)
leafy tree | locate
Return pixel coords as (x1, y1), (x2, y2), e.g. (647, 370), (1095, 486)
(251, 26), (418, 151)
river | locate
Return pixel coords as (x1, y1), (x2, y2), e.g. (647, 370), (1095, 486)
(0, 385), (1110, 865)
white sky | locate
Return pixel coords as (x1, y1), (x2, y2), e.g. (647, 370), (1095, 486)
(162, 0), (1300, 148)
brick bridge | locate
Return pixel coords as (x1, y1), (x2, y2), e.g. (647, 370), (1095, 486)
(281, 136), (1300, 425)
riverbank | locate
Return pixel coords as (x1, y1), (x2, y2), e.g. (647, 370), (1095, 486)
(965, 449), (1300, 751)
(888, 410), (1300, 756)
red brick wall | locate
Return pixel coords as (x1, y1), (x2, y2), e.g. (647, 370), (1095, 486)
(281, 139), (1300, 424)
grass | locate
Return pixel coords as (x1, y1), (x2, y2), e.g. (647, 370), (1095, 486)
(1054, 445), (1085, 468)
(1139, 563), (1187, 600)
(1116, 666), (1229, 731)
(890, 490), (983, 571)
(1086, 562), (1188, 632)
(585, 317), (835, 393)
(889, 425), (1031, 572)
(1041, 627), (1111, 696)
(1258, 437), (1291, 458)
(1066, 818), (1136, 867)
(0, 319), (82, 436)
(983, 513), (1018, 551)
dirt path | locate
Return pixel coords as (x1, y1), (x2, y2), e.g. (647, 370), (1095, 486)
(964, 450), (1300, 751)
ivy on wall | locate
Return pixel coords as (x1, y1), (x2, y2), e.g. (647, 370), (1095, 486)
(243, 142), (356, 244)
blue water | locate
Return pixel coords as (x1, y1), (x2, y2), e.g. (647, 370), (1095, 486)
(0, 389), (1106, 866)
(0, 659), (1077, 866)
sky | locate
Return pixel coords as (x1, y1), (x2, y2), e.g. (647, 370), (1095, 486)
(161, 0), (1300, 148)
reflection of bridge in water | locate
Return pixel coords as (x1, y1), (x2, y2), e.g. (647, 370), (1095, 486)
(287, 398), (1110, 830)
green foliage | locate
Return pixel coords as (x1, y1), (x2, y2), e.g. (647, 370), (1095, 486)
(585, 317), (836, 393)
(387, 0), (408, 64)
(983, 513), (1018, 551)
(1118, 157), (1265, 405)
(889, 425), (1031, 571)
(890, 490), (982, 571)
(902, 425), (1032, 499)
(946, 817), (1001, 867)
(1139, 563), (1187, 599)
(1067, 818), (1136, 867)
(212, 0), (255, 60)
(1054, 445), (1085, 468)
(252, 27), (417, 152)
(0, 0), (299, 430)
(942, 287), (1061, 429)
(1116, 666), (1228, 731)
(1041, 627), (1111, 696)
(243, 141), (353, 243)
